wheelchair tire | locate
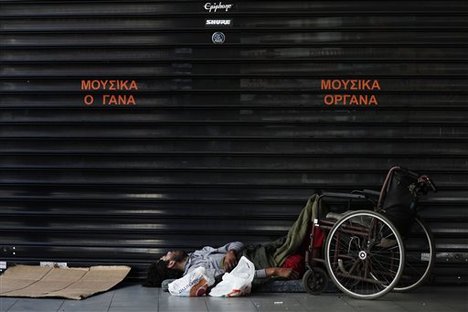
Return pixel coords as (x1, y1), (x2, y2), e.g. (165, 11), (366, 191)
(302, 267), (328, 295)
(394, 217), (435, 292)
(324, 210), (405, 300)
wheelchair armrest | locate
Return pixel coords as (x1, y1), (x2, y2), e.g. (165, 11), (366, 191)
(320, 192), (366, 200)
(352, 189), (380, 198)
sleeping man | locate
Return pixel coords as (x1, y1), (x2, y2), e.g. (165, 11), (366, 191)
(144, 241), (300, 287)
(144, 194), (324, 288)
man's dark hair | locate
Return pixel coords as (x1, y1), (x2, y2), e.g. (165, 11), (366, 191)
(143, 260), (183, 287)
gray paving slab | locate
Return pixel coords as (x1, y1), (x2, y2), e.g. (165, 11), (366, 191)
(1, 284), (467, 312)
(109, 300), (157, 311)
(109, 286), (158, 312)
(109, 306), (157, 312)
(294, 293), (357, 312)
(205, 297), (257, 312)
(343, 297), (410, 312)
(109, 300), (157, 312)
(158, 290), (208, 312)
(111, 285), (157, 306)
(250, 293), (306, 311)
(393, 301), (458, 312)
(0, 298), (17, 312)
(7, 298), (64, 312)
(58, 291), (114, 312)
(337, 289), (465, 312)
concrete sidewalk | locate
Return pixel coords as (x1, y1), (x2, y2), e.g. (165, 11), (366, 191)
(1, 283), (466, 312)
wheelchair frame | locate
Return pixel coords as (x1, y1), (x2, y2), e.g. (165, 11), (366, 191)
(302, 166), (437, 299)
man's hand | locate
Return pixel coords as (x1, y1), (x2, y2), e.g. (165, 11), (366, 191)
(265, 267), (300, 280)
(223, 250), (238, 272)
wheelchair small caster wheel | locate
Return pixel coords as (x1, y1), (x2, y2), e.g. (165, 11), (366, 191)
(302, 267), (328, 295)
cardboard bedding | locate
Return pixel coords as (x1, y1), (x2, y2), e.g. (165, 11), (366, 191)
(0, 265), (130, 300)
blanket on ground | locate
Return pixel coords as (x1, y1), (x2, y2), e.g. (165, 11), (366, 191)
(242, 193), (324, 271)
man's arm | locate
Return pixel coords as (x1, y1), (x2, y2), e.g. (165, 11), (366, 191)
(255, 268), (299, 280)
(216, 242), (298, 280)
(216, 242), (244, 272)
(216, 241), (244, 254)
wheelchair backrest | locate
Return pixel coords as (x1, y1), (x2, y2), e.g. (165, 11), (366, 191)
(380, 169), (418, 212)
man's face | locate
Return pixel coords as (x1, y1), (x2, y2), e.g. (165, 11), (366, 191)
(160, 250), (186, 262)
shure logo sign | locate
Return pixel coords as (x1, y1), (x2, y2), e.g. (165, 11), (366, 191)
(206, 19), (232, 26)
(204, 2), (233, 13)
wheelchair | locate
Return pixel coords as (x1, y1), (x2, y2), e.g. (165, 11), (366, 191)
(302, 166), (437, 299)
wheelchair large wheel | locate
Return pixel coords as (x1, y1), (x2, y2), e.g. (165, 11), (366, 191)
(394, 217), (435, 292)
(324, 210), (405, 300)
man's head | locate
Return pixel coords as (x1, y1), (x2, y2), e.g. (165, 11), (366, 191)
(143, 250), (188, 287)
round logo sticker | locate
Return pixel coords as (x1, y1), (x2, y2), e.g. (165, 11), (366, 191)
(211, 32), (225, 44)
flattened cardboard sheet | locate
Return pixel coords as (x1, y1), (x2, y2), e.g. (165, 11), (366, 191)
(0, 265), (130, 300)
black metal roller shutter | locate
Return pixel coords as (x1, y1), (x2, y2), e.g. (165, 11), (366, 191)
(0, 0), (467, 284)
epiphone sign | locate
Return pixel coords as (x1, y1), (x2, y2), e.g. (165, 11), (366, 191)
(204, 2), (234, 12)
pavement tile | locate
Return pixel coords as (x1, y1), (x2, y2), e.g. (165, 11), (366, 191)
(206, 297), (257, 312)
(0, 284), (466, 312)
(109, 306), (157, 312)
(158, 293), (208, 312)
(7, 298), (64, 312)
(393, 301), (458, 312)
(295, 293), (357, 311)
(345, 298), (409, 312)
(58, 292), (113, 312)
(0, 298), (17, 312)
(250, 295), (305, 311)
